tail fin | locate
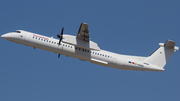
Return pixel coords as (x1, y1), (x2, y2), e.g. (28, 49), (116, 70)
(144, 40), (179, 68)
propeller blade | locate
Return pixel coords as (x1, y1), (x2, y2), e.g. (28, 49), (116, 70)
(58, 39), (61, 45)
(59, 37), (62, 44)
(58, 27), (64, 45)
(61, 27), (64, 35)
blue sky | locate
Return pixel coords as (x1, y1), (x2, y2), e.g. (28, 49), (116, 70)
(0, 0), (180, 101)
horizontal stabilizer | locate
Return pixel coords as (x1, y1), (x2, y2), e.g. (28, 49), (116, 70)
(159, 40), (179, 50)
(164, 40), (176, 48)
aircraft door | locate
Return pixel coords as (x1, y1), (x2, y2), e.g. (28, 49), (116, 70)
(24, 32), (31, 42)
(113, 55), (118, 64)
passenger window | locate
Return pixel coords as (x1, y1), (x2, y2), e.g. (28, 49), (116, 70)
(49, 41), (51, 43)
(41, 39), (43, 41)
(52, 41), (53, 43)
(39, 38), (40, 40)
(54, 42), (56, 44)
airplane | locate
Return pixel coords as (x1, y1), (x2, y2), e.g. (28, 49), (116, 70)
(1, 23), (179, 71)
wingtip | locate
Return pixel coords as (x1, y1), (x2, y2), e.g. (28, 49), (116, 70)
(82, 22), (88, 24)
(175, 46), (179, 50)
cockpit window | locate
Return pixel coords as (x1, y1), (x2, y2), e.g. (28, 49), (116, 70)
(14, 31), (21, 33)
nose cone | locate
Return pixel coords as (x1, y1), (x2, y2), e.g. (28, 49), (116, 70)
(1, 33), (11, 39)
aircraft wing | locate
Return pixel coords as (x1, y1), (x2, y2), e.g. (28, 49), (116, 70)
(76, 23), (90, 42)
(62, 22), (101, 50)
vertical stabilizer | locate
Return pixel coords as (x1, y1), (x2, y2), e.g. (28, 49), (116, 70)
(144, 40), (179, 68)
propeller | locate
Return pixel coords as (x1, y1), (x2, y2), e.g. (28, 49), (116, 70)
(57, 27), (64, 58)
(57, 27), (64, 45)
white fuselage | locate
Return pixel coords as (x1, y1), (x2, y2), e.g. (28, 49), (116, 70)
(1, 30), (165, 71)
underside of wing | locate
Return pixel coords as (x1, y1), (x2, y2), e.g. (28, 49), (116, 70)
(76, 23), (90, 42)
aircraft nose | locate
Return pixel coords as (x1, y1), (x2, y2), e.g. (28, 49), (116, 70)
(1, 33), (11, 39)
